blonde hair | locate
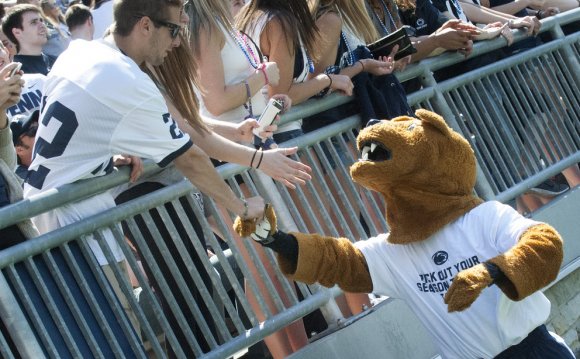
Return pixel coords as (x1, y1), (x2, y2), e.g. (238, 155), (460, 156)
(145, 33), (209, 136)
(312, 0), (378, 43)
(185, 0), (232, 54)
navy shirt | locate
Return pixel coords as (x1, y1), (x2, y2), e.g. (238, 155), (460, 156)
(14, 54), (55, 76)
(399, 0), (448, 37)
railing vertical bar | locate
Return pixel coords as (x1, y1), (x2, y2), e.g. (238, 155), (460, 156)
(4, 265), (59, 357)
(41, 250), (103, 358)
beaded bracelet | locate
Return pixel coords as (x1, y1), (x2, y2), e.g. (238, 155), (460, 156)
(258, 63), (269, 85)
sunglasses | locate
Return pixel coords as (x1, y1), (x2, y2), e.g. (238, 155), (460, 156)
(151, 19), (181, 39)
(135, 15), (181, 39)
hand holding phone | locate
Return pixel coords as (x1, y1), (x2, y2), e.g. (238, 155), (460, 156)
(253, 98), (283, 138)
(9, 62), (22, 77)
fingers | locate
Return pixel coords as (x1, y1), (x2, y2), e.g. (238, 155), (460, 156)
(258, 124), (277, 138)
(245, 196), (266, 219)
(1, 63), (20, 78)
(129, 156), (144, 183)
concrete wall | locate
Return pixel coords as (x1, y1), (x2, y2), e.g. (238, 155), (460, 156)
(544, 267), (580, 356)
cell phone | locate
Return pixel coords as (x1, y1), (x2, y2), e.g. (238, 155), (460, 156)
(9, 62), (22, 77)
(252, 98), (283, 137)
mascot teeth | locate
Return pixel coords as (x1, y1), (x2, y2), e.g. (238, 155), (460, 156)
(360, 141), (391, 162)
(361, 146), (371, 160)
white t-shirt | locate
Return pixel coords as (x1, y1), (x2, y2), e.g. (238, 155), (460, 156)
(356, 201), (550, 359)
(199, 23), (268, 125)
(6, 73), (46, 121)
(91, 0), (114, 40)
(24, 39), (192, 265)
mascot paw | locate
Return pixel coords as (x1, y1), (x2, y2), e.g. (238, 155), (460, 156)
(444, 263), (493, 312)
(233, 204), (277, 242)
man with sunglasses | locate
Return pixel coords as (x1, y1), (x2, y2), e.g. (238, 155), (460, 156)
(24, 0), (266, 342)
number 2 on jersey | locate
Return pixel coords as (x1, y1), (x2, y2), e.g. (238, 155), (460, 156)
(27, 101), (79, 189)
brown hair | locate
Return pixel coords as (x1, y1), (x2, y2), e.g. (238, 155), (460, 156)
(236, 0), (320, 61)
(113, 0), (182, 37)
(144, 32), (209, 136)
(1, 4), (42, 51)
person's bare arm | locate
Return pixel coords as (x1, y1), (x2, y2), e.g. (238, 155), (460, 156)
(0, 64), (23, 169)
(166, 98), (311, 188)
(261, 18), (353, 104)
(459, 0), (516, 23)
(195, 26), (276, 116)
(174, 145), (264, 219)
(411, 21), (476, 61)
(482, 0), (546, 14)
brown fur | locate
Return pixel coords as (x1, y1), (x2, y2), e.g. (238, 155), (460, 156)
(488, 223), (563, 300)
(350, 110), (483, 244)
(279, 232), (373, 293)
(233, 204), (277, 237)
(233, 109), (564, 312)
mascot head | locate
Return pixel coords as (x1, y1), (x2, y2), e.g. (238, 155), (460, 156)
(350, 110), (483, 244)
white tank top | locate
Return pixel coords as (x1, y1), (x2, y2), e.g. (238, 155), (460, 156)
(250, 14), (309, 134)
(199, 22), (269, 125)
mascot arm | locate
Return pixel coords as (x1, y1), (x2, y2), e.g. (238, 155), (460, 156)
(444, 223), (562, 312)
(284, 232), (373, 293)
(233, 206), (373, 293)
(488, 223), (563, 301)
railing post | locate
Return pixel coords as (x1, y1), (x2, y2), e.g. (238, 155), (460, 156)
(0, 271), (46, 358)
(251, 172), (345, 324)
(419, 69), (497, 200)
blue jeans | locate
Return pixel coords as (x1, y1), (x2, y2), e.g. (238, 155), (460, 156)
(494, 325), (575, 359)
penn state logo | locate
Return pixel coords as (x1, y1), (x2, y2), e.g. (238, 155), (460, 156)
(416, 18), (426, 30)
(432, 251), (448, 265)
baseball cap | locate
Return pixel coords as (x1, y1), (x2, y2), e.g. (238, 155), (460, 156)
(10, 110), (39, 145)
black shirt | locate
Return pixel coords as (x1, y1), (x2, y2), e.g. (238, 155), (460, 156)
(14, 53), (56, 76)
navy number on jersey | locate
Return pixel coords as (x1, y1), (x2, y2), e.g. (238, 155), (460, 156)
(162, 113), (184, 139)
(27, 101), (79, 189)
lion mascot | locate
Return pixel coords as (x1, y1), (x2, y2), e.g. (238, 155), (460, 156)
(234, 110), (575, 359)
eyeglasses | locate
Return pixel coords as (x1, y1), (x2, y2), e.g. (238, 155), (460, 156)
(135, 14), (181, 39)
(151, 19), (181, 39)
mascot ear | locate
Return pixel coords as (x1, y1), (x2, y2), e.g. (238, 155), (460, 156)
(391, 115), (416, 123)
(415, 109), (451, 136)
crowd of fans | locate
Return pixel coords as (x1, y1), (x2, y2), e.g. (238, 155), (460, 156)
(0, 0), (578, 357)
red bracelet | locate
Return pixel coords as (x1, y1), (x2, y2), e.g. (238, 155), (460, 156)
(258, 63), (269, 85)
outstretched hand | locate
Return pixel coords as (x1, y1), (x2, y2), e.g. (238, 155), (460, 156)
(444, 263), (493, 312)
(259, 147), (312, 189)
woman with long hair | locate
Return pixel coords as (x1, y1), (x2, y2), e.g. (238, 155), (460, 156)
(40, 0), (70, 58)
(237, 0), (353, 144)
(307, 0), (409, 127)
(186, 0), (289, 149)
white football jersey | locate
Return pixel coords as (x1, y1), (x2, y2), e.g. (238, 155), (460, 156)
(24, 39), (192, 195)
(356, 201), (549, 359)
(24, 39), (192, 265)
(6, 73), (46, 121)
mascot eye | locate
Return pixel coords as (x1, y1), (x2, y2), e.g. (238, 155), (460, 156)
(407, 123), (417, 131)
